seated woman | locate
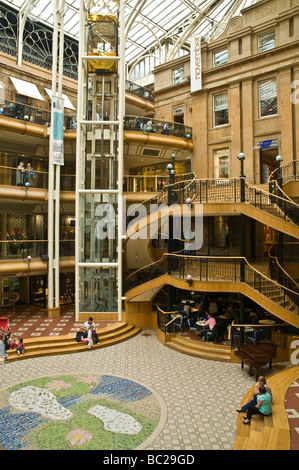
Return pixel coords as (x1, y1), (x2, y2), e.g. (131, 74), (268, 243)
(236, 376), (273, 413)
(242, 384), (272, 425)
(200, 313), (216, 340)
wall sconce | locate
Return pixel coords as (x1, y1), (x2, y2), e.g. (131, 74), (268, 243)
(185, 274), (193, 286)
(185, 197), (192, 204)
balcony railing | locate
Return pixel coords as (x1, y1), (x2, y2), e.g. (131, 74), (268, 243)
(0, 99), (77, 129)
(125, 80), (154, 102)
(164, 177), (299, 225)
(269, 160), (299, 185)
(0, 99), (194, 141)
(0, 165), (75, 191)
(124, 254), (299, 314)
(124, 115), (192, 139)
(124, 172), (195, 193)
(0, 166), (196, 195)
(0, 239), (75, 260)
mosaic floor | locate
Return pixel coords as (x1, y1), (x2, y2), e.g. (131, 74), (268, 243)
(0, 304), (299, 451)
(0, 374), (164, 450)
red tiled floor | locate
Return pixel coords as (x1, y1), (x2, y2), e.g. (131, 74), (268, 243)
(0, 303), (114, 340)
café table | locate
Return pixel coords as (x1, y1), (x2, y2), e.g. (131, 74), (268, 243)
(259, 319), (276, 325)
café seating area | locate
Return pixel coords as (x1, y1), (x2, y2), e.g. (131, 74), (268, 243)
(163, 292), (282, 347)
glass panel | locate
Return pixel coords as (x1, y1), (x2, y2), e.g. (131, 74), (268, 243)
(79, 266), (118, 313)
(173, 67), (184, 84)
(79, 193), (118, 264)
(213, 49), (228, 67)
(259, 79), (277, 117)
(213, 93), (228, 126)
(258, 31), (275, 52)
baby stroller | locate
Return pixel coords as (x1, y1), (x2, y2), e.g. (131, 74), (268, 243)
(0, 316), (9, 363)
(0, 316), (9, 333)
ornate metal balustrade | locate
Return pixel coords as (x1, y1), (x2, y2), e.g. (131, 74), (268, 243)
(0, 3), (78, 79)
(124, 254), (299, 313)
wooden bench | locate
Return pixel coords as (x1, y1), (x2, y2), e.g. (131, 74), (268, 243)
(233, 365), (299, 450)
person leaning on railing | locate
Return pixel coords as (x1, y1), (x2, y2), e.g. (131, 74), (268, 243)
(16, 161), (26, 186)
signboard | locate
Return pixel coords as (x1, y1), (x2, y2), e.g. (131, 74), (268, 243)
(190, 35), (202, 93)
(214, 93), (228, 111)
(51, 96), (64, 165)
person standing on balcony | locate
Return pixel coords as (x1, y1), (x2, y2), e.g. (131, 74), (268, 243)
(16, 162), (25, 186)
(26, 163), (35, 187)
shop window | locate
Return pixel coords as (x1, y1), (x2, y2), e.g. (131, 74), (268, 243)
(259, 78), (277, 117)
(213, 92), (228, 126)
(258, 31), (275, 53)
(214, 149), (229, 179)
(173, 67), (184, 84)
(213, 49), (228, 67)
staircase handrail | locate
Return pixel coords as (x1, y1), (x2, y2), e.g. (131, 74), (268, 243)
(126, 172), (197, 218)
(269, 160), (299, 184)
(268, 243), (299, 290)
(124, 253), (299, 311)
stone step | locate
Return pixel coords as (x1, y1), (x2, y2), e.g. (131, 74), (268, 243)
(166, 335), (231, 362)
(6, 323), (141, 362)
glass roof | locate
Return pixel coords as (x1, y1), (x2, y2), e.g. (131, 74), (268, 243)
(2, 0), (257, 67)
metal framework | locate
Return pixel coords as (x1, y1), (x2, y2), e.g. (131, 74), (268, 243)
(4, 0), (257, 77)
(75, 0), (125, 320)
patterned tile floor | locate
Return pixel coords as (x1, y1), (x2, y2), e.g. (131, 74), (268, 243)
(285, 380), (299, 450)
(0, 303), (298, 451)
(0, 303), (112, 340)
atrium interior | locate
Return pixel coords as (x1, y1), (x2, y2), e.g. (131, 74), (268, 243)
(0, 0), (299, 452)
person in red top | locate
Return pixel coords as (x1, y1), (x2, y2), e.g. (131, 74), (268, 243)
(200, 313), (216, 340)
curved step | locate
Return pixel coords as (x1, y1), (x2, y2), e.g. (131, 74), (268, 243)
(6, 322), (141, 362)
(233, 365), (299, 450)
(166, 335), (231, 362)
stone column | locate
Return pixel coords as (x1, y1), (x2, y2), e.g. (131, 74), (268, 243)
(229, 82), (242, 179)
(279, 66), (293, 162)
(241, 78), (255, 183)
(191, 91), (208, 178)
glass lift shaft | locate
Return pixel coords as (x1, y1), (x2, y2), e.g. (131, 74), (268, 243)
(75, 2), (125, 320)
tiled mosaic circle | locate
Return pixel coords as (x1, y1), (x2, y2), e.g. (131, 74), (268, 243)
(0, 374), (166, 450)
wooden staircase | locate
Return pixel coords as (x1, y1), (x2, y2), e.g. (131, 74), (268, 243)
(166, 334), (231, 362)
(6, 322), (141, 362)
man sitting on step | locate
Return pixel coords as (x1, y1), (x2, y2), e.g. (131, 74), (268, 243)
(82, 317), (100, 345)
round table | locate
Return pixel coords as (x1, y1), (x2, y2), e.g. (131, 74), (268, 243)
(259, 319), (276, 325)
